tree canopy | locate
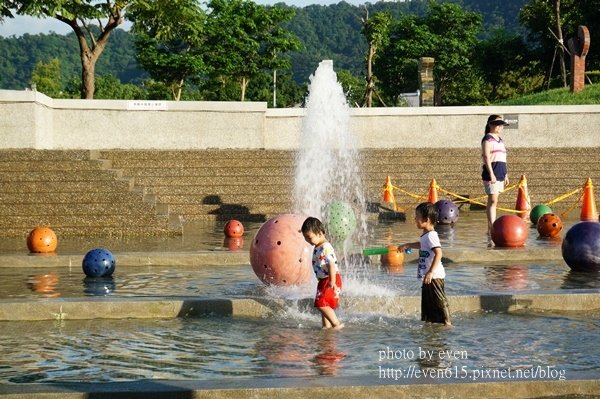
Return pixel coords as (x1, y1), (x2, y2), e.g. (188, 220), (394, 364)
(128, 0), (206, 100)
(375, 2), (484, 105)
(6, 0), (130, 98)
(203, 0), (301, 101)
(2, 0), (592, 106)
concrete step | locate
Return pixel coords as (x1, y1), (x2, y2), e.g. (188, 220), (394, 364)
(144, 184), (288, 195)
(0, 214), (168, 229)
(133, 175), (291, 186)
(0, 169), (122, 182)
(1, 180), (133, 193)
(167, 203), (293, 215)
(0, 192), (148, 204)
(109, 157), (297, 169)
(0, 160), (110, 171)
(1, 148), (598, 238)
(122, 166), (295, 178)
(155, 193), (292, 204)
(0, 202), (160, 216)
(0, 149), (92, 161)
(99, 149), (294, 161)
(1, 225), (176, 238)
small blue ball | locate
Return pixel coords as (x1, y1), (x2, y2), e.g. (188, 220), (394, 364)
(82, 248), (116, 277)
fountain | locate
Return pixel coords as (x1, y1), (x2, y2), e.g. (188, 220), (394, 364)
(294, 60), (368, 253)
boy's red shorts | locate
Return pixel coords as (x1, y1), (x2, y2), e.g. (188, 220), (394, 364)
(314, 274), (342, 309)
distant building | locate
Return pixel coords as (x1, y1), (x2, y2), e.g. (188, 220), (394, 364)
(399, 90), (420, 107)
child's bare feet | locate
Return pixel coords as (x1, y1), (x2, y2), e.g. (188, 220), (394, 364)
(332, 323), (345, 330)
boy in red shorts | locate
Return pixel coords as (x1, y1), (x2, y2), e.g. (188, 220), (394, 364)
(301, 217), (344, 330)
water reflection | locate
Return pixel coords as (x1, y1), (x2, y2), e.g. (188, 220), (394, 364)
(254, 327), (314, 377)
(312, 330), (346, 376)
(414, 325), (453, 370)
(485, 265), (529, 290)
(562, 270), (600, 290)
(83, 276), (116, 296)
(435, 224), (456, 246)
(26, 272), (60, 298)
(223, 237), (244, 251)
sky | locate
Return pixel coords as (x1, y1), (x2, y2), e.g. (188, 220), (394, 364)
(0, 0), (371, 37)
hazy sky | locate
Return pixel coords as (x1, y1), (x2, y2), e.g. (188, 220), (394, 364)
(0, 0), (370, 37)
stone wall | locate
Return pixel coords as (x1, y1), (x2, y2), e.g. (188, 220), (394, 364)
(1, 89), (599, 150)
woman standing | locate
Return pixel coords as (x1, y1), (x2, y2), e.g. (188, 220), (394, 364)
(481, 115), (510, 234)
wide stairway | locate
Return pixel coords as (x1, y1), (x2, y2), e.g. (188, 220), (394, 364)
(1, 148), (598, 237)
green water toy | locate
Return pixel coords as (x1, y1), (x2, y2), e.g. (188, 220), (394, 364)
(362, 247), (411, 256)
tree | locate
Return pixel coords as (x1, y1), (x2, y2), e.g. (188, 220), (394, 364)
(375, 1), (483, 105)
(361, 8), (390, 107)
(476, 29), (545, 101)
(6, 0), (129, 99)
(520, 0), (600, 88)
(204, 0), (301, 101)
(128, 0), (206, 101)
(29, 58), (62, 97)
(336, 69), (364, 107)
(94, 74), (147, 99)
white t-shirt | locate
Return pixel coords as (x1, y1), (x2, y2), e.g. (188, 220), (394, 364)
(312, 242), (338, 280)
(417, 230), (445, 280)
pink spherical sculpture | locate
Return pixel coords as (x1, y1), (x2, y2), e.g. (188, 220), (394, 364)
(491, 214), (528, 247)
(250, 214), (313, 286)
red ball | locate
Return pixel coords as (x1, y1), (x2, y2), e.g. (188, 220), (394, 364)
(491, 215), (528, 247)
(27, 226), (58, 253)
(536, 213), (563, 238)
(224, 219), (244, 238)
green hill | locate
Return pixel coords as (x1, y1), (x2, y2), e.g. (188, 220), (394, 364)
(496, 83), (600, 105)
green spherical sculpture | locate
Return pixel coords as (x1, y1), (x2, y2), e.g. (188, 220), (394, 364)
(530, 204), (552, 225)
(325, 201), (357, 241)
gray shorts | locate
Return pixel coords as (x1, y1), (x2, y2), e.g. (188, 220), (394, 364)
(483, 180), (504, 195)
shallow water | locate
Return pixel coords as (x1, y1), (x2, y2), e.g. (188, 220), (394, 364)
(0, 212), (580, 255)
(1, 211), (598, 386)
(0, 311), (597, 384)
(3, 260), (599, 300)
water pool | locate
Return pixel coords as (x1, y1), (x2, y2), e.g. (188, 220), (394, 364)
(0, 212), (582, 255)
(0, 211), (598, 389)
(3, 260), (598, 300)
(0, 310), (597, 384)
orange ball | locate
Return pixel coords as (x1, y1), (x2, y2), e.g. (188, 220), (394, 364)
(491, 215), (528, 247)
(27, 226), (58, 253)
(380, 245), (405, 267)
(536, 213), (563, 238)
(224, 219), (244, 238)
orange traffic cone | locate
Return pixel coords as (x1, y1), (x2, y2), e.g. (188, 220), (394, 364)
(515, 175), (531, 221)
(383, 176), (394, 203)
(580, 177), (598, 221)
(427, 179), (438, 204)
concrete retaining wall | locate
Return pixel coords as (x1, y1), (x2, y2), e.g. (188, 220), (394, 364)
(1, 293), (598, 321)
(2, 89), (599, 150)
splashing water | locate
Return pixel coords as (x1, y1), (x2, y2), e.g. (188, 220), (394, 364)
(293, 60), (370, 274)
